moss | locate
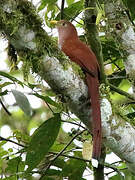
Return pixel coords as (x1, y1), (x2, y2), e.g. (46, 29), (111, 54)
(71, 61), (85, 79)
(0, 0), (84, 81)
(111, 103), (131, 129)
(100, 83), (110, 98)
(84, 0), (106, 84)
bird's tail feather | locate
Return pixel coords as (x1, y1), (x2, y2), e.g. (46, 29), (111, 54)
(86, 73), (102, 160)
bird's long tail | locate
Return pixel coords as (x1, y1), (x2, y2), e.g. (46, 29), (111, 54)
(86, 73), (102, 160)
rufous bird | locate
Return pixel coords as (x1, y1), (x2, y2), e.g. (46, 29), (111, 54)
(51, 20), (101, 167)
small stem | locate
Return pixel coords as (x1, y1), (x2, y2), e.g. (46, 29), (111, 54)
(39, 130), (86, 179)
(125, 9), (135, 27)
(61, 0), (65, 20)
(108, 83), (135, 101)
(84, 0), (106, 84)
(93, 145), (106, 180)
(61, 119), (86, 130)
(49, 151), (90, 162)
(45, 102), (55, 114)
(0, 99), (12, 116)
(0, 136), (25, 148)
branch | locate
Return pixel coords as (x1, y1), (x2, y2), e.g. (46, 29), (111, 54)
(108, 83), (135, 101)
(61, 119), (87, 130)
(84, 0), (106, 83)
(49, 151), (124, 174)
(60, 0), (65, 19)
(0, 136), (25, 148)
(1, 0), (135, 174)
(93, 145), (106, 180)
(0, 99), (12, 116)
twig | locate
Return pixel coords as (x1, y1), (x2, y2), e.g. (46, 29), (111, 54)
(107, 76), (126, 80)
(111, 160), (123, 165)
(61, 119), (86, 130)
(104, 162), (124, 178)
(60, 0), (65, 20)
(45, 101), (55, 114)
(45, 152), (124, 176)
(0, 99), (12, 116)
(122, 101), (135, 106)
(39, 129), (86, 179)
(125, 9), (135, 27)
(108, 83), (135, 101)
(49, 151), (90, 162)
(106, 167), (127, 176)
(108, 57), (122, 72)
(0, 136), (25, 148)
(112, 61), (122, 71)
(93, 145), (106, 180)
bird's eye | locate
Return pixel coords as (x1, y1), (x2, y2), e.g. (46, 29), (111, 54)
(62, 22), (67, 26)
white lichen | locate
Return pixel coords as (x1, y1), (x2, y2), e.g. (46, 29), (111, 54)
(23, 29), (35, 42)
(124, 54), (135, 74)
(122, 27), (135, 54)
(43, 55), (88, 104)
(3, 2), (16, 13)
(15, 26), (37, 50)
(122, 27), (135, 42)
(101, 98), (112, 136)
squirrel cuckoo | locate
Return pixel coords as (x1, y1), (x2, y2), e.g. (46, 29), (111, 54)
(51, 20), (101, 165)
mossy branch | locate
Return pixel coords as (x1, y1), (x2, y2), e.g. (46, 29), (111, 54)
(0, 0), (92, 128)
(1, 0), (135, 173)
(84, 0), (106, 84)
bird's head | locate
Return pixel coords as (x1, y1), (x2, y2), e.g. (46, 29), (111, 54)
(50, 20), (78, 42)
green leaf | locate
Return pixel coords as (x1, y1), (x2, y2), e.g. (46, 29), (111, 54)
(45, 4), (58, 27)
(45, 169), (62, 176)
(0, 71), (23, 86)
(110, 79), (131, 102)
(28, 83), (39, 90)
(3, 176), (17, 180)
(33, 93), (60, 108)
(11, 89), (32, 116)
(52, 158), (66, 169)
(56, 1), (83, 21)
(26, 113), (61, 172)
(0, 90), (8, 96)
(5, 157), (25, 173)
(110, 174), (125, 180)
(62, 152), (86, 179)
(0, 149), (8, 157)
(0, 82), (13, 89)
(66, 0), (75, 6)
(38, 0), (57, 11)
(38, 2), (46, 11)
(0, 141), (7, 146)
(122, 168), (135, 179)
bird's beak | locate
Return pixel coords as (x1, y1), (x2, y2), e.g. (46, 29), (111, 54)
(50, 20), (58, 26)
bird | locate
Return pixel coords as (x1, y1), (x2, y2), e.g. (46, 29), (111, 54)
(51, 20), (102, 167)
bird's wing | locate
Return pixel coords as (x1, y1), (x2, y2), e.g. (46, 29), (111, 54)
(62, 39), (99, 78)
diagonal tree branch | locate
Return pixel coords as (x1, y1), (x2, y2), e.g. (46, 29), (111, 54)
(0, 0), (135, 174)
(84, 0), (106, 84)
